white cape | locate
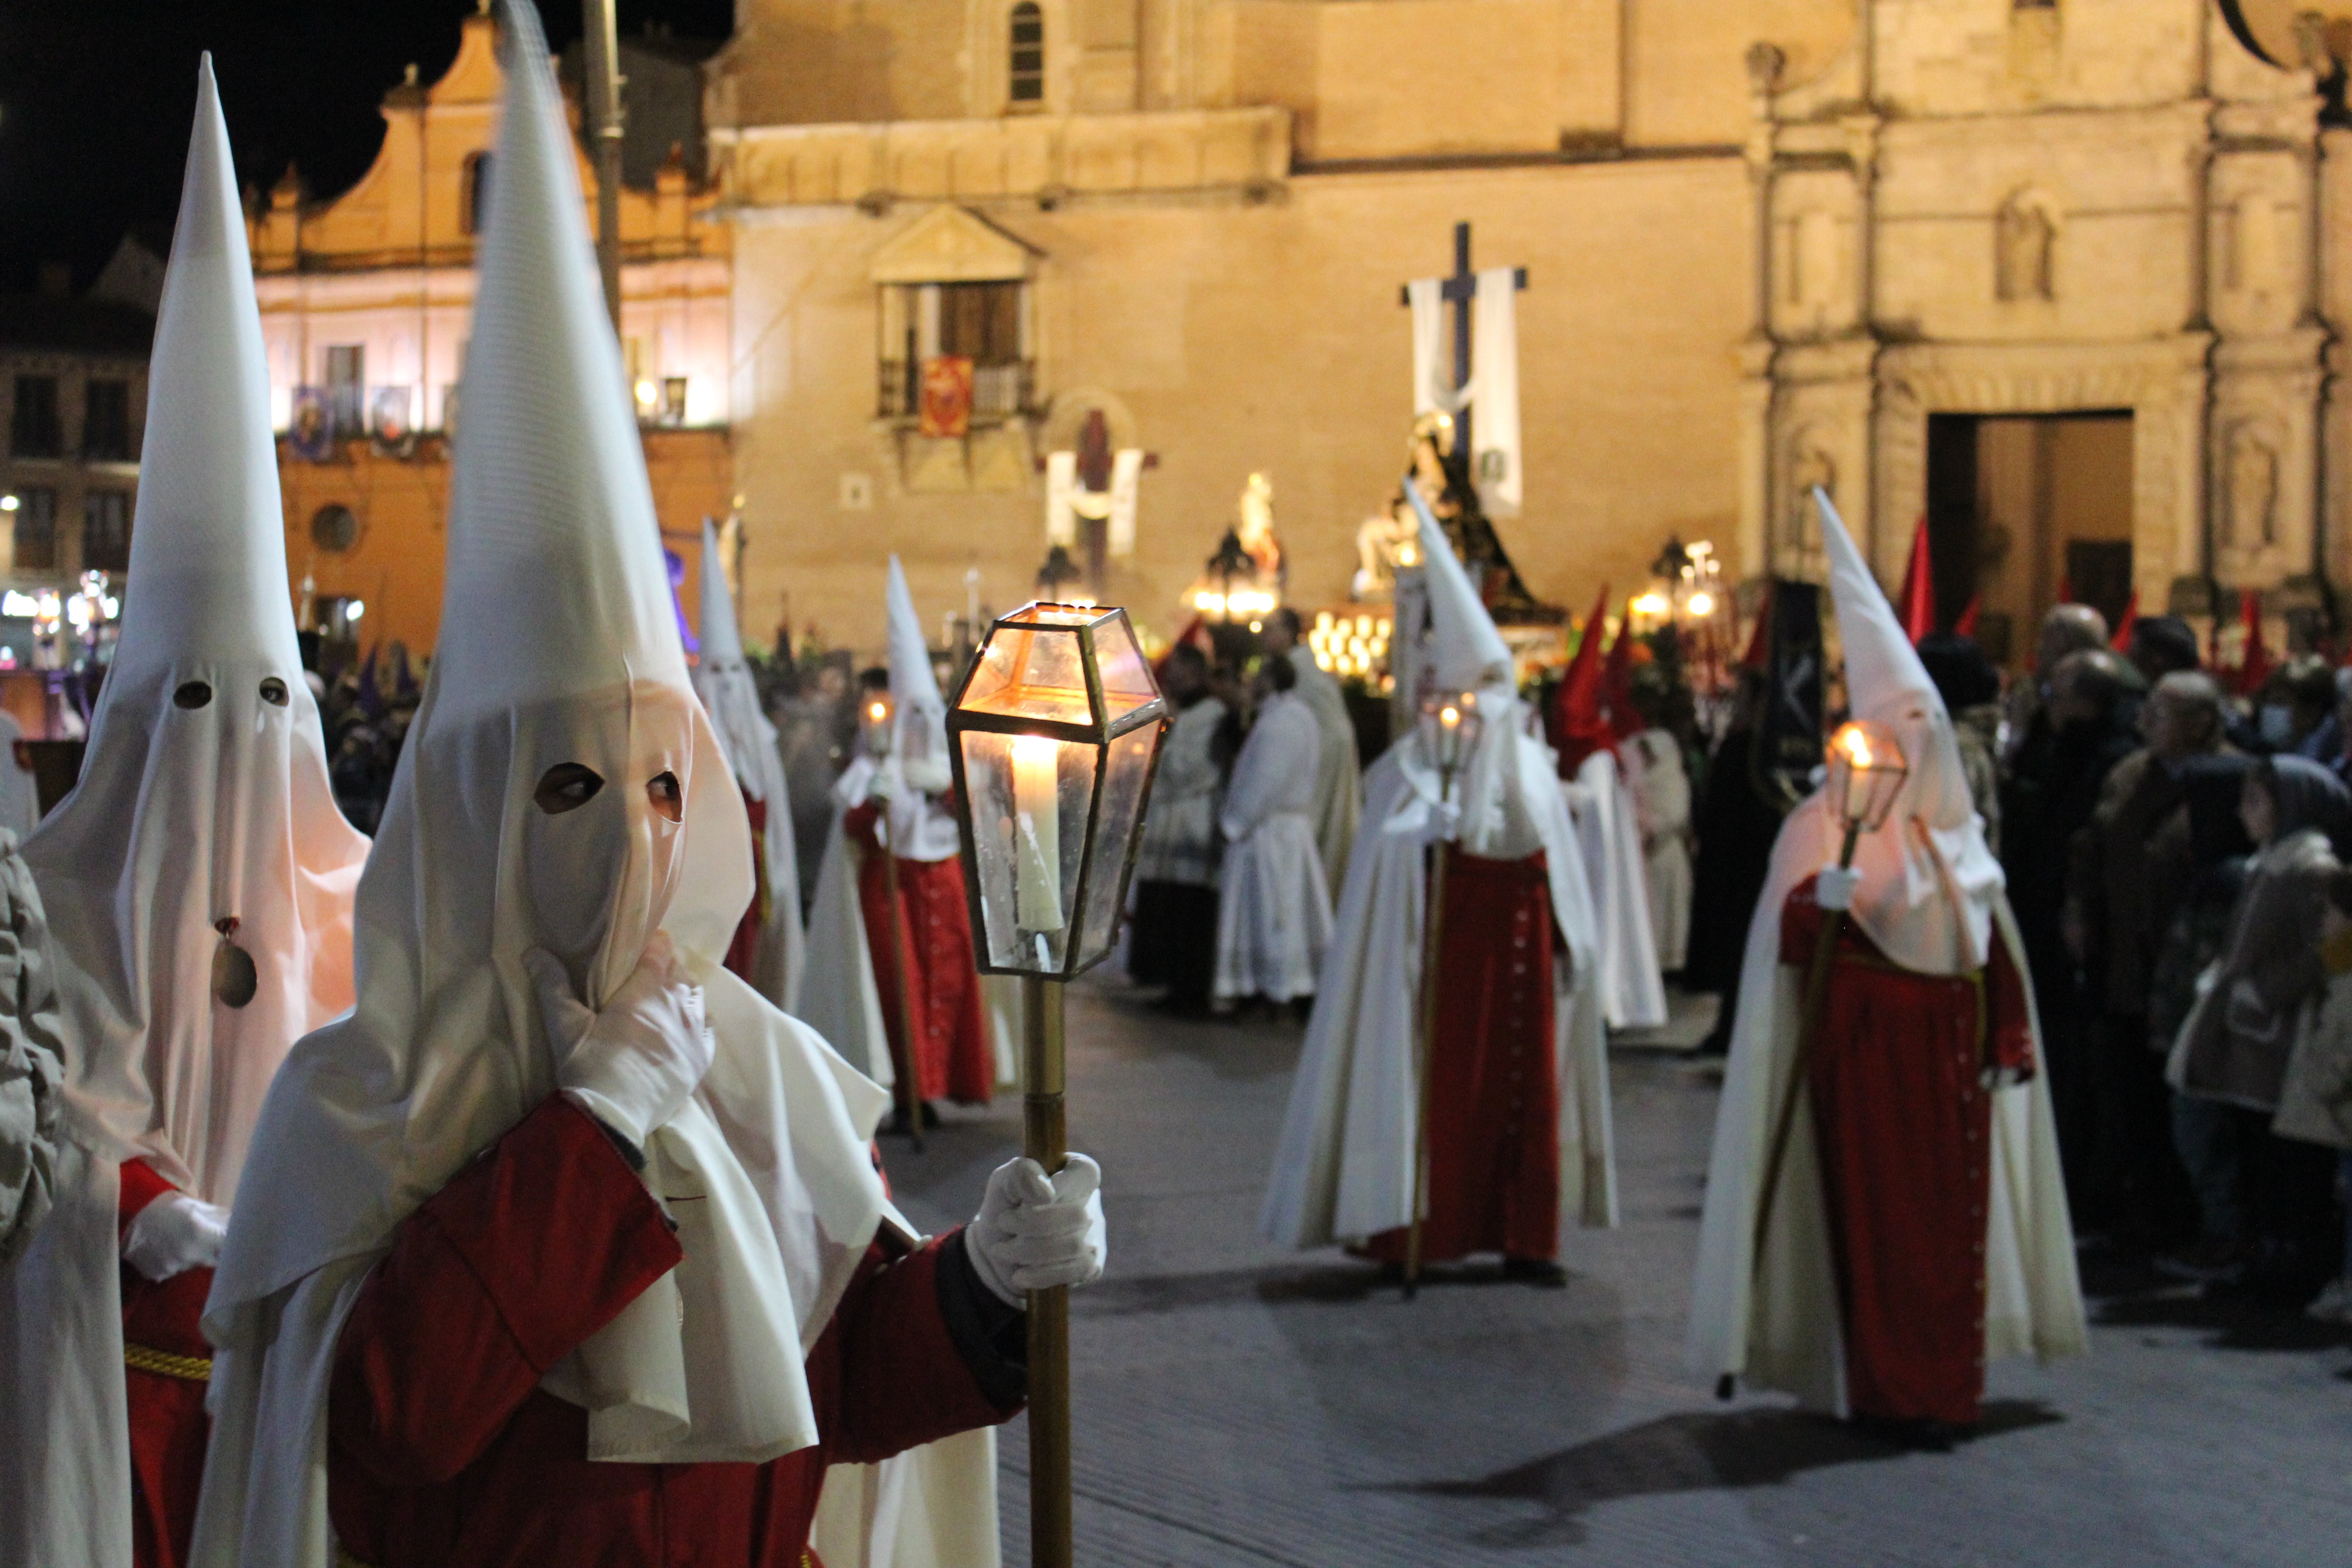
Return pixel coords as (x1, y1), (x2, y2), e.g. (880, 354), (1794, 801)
(809, 1428), (1002, 1568)
(1261, 724), (1616, 1249)
(1563, 750), (1668, 1029)
(1624, 730), (1692, 974)
(1686, 793), (2086, 1409)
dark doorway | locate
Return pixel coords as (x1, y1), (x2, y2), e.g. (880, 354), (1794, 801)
(1923, 411), (2134, 666)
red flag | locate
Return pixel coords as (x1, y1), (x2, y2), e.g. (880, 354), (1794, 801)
(1601, 598), (1642, 742)
(2108, 588), (2139, 653)
(1739, 582), (1774, 669)
(1895, 516), (1935, 643)
(1552, 586), (1614, 775)
(2237, 588), (2272, 696)
(1953, 595), (1982, 639)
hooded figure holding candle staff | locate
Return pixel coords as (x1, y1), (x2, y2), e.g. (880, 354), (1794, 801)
(1260, 479), (1615, 1286)
(801, 558), (997, 1135)
(1688, 490), (2083, 1448)
(189, 10), (1100, 1563)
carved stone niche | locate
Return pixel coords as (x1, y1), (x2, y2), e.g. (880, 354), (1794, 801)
(1994, 190), (2058, 304)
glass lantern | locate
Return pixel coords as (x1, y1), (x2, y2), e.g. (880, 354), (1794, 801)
(1824, 718), (1909, 831)
(1417, 688), (1483, 796)
(946, 602), (1171, 977)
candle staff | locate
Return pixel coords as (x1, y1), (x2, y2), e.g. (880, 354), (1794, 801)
(945, 603), (1169, 1568)
(1405, 690), (1478, 1298)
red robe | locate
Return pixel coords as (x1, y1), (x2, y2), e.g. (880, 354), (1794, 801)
(723, 792), (772, 982)
(117, 1159), (212, 1568)
(843, 801), (993, 1105)
(1782, 876), (2034, 1426)
(1363, 849), (1561, 1264)
(327, 1096), (1021, 1568)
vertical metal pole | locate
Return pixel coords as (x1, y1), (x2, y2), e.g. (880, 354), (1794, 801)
(582, 0), (624, 332)
(1021, 973), (1073, 1568)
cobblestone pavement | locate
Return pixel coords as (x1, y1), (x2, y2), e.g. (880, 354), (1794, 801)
(882, 981), (2352, 1568)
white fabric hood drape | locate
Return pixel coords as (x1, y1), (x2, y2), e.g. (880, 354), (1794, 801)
(193, 10), (887, 1562)
(1261, 487), (1615, 1247)
(1, 57), (371, 1568)
(1813, 490), (2002, 976)
(691, 519), (805, 1009)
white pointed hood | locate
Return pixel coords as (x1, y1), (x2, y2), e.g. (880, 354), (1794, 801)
(884, 556), (951, 792)
(1406, 479), (1513, 692)
(200, 11), (887, 1560)
(689, 519), (804, 1009)
(27, 53), (367, 1196)
(1813, 489), (2000, 973)
(6, 61), (369, 1568)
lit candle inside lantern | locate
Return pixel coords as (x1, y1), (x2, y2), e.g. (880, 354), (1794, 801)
(1012, 735), (1064, 932)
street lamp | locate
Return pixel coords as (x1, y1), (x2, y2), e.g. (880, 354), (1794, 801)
(943, 600), (1169, 1568)
(1743, 717), (1908, 1327)
(1406, 688), (1481, 1300)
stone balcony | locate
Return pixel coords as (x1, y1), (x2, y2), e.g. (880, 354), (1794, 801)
(713, 107), (1293, 211)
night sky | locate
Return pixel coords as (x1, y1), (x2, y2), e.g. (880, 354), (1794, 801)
(0, 0), (733, 294)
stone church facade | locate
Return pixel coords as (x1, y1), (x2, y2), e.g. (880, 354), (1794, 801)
(709, 0), (2347, 660)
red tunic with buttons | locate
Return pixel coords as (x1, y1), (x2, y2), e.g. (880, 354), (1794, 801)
(1362, 849), (1561, 1264)
(843, 801), (993, 1105)
(1782, 874), (2034, 1426)
(326, 1096), (1020, 1568)
(117, 1160), (212, 1568)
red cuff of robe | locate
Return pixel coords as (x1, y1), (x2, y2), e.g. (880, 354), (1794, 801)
(827, 1228), (1026, 1464)
(118, 1155), (174, 1232)
(330, 1095), (683, 1487)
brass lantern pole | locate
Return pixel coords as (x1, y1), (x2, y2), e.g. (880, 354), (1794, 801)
(863, 693), (926, 1152)
(1405, 693), (1476, 1300)
(943, 601), (1171, 1568)
(1748, 720), (1909, 1288)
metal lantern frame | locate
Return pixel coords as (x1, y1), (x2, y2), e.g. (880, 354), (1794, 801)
(943, 600), (1172, 981)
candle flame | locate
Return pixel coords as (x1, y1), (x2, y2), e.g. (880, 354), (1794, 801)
(868, 701), (888, 723)
(1440, 705), (1460, 728)
(1012, 735), (1060, 767)
(1688, 591), (1715, 616)
(1839, 726), (1872, 769)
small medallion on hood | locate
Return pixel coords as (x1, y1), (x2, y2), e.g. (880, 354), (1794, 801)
(212, 916), (258, 1008)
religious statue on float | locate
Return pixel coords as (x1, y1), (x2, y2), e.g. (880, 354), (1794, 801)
(1406, 410), (1545, 618)
(1235, 470), (1285, 590)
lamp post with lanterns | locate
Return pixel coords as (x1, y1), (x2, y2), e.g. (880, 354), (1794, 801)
(944, 602), (1169, 1568)
(1748, 719), (1909, 1279)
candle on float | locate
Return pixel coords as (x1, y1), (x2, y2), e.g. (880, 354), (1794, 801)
(1012, 734), (1064, 932)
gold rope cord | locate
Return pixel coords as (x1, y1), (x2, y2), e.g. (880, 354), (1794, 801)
(123, 1343), (212, 1382)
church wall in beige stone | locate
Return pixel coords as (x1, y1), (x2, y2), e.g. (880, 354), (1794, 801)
(714, 0), (2352, 662)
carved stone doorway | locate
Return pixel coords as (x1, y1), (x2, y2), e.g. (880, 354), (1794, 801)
(1923, 411), (2134, 666)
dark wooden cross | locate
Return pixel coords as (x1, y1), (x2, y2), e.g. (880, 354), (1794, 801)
(1397, 220), (1529, 459)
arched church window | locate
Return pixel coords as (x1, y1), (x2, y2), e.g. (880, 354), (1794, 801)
(1009, 4), (1045, 107)
(461, 153), (493, 237)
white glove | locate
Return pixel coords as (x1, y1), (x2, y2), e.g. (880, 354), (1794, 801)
(1815, 866), (1861, 912)
(965, 1153), (1107, 1307)
(122, 1189), (227, 1282)
(525, 934), (713, 1152)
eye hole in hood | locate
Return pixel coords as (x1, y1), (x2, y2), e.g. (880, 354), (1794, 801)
(534, 761), (605, 815)
(259, 677), (289, 706)
(174, 681), (213, 710)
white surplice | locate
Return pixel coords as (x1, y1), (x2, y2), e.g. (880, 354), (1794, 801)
(1286, 647), (1362, 893)
(1214, 692), (1333, 1003)
(1624, 729), (1692, 974)
(1563, 749), (1668, 1029)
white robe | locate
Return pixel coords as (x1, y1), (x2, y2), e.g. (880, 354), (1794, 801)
(1214, 692), (1333, 1003)
(1260, 701), (1617, 1249)
(1686, 792), (2086, 1411)
(1287, 647), (1362, 893)
(1624, 730), (1692, 974)
(1563, 749), (1668, 1029)
(0, 714), (38, 840)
